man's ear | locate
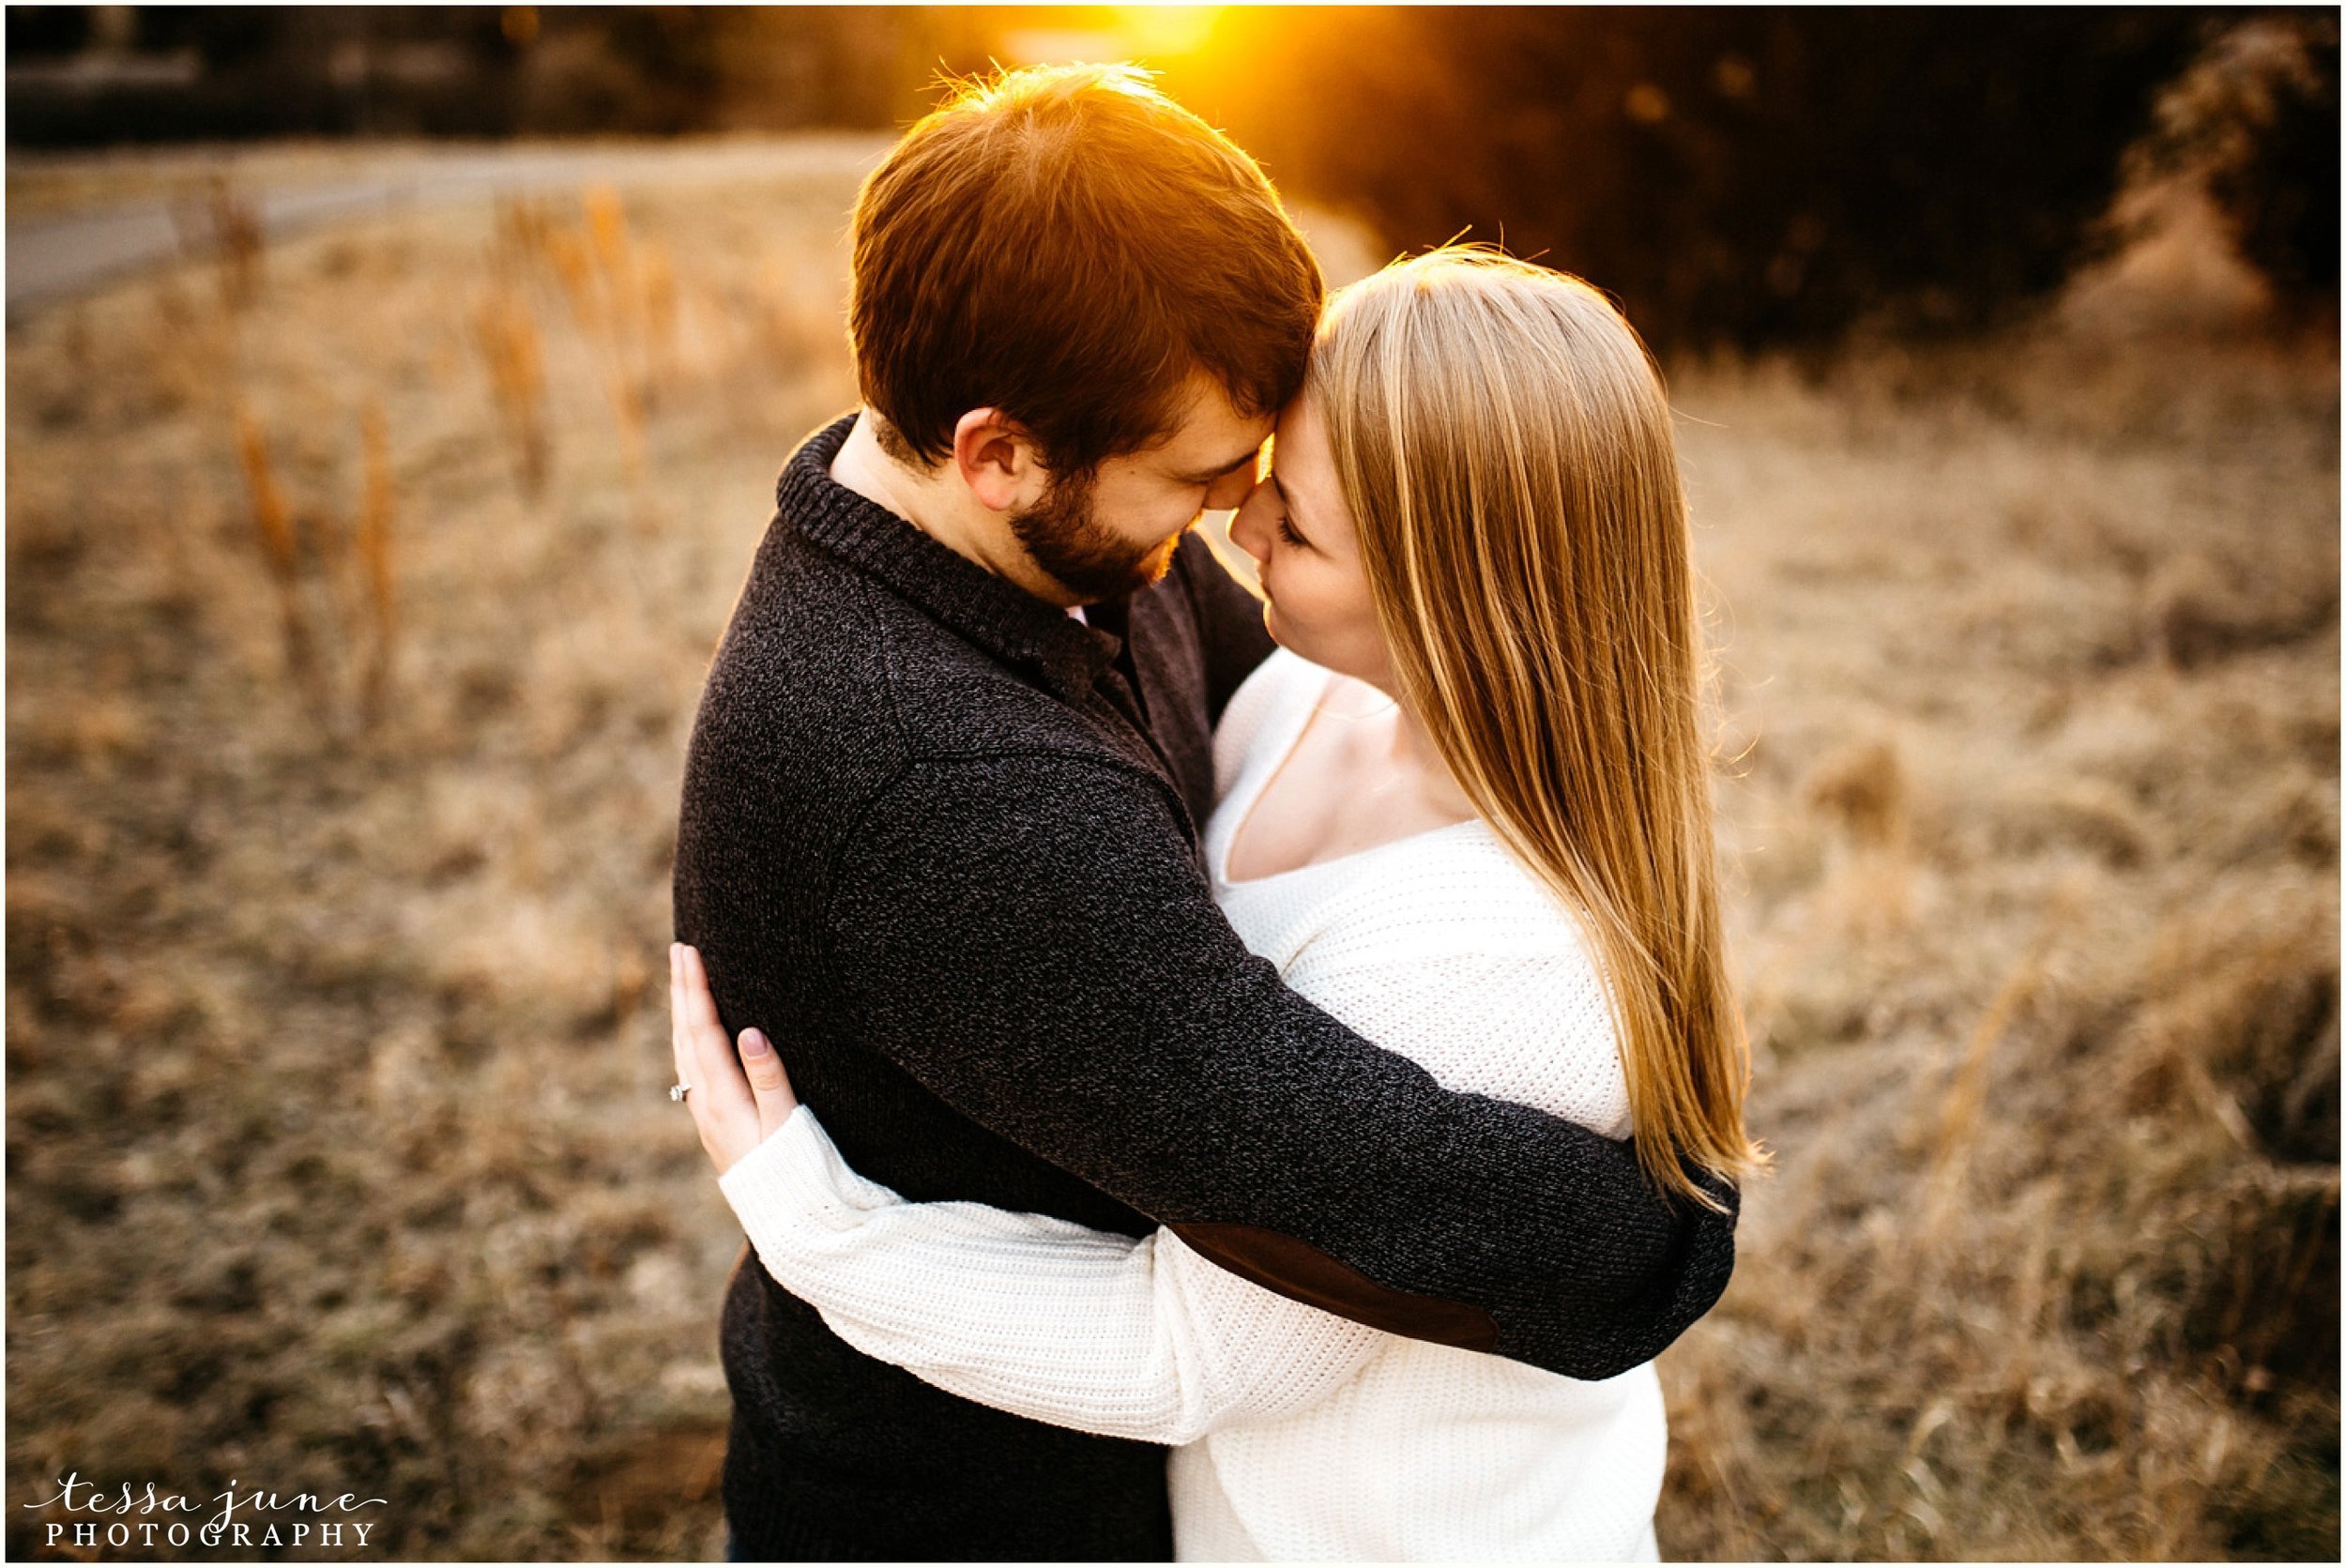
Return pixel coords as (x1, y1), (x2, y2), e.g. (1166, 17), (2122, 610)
(951, 409), (1048, 514)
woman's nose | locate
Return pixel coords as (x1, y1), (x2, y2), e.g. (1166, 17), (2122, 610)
(1227, 480), (1275, 565)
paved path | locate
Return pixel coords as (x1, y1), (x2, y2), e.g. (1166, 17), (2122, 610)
(6, 137), (888, 320)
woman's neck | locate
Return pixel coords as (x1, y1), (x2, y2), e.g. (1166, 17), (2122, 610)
(1327, 673), (1479, 827)
(1394, 702), (1480, 826)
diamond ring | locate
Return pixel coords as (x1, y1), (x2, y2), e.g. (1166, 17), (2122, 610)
(669, 1083), (693, 1103)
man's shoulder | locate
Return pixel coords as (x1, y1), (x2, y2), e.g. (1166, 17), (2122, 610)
(694, 517), (1135, 783)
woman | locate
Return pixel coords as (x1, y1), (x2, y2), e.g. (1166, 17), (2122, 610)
(671, 248), (1762, 1560)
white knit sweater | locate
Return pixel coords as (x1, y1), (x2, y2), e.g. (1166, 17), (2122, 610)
(720, 649), (1667, 1561)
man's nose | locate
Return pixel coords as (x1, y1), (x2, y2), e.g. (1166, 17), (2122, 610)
(1204, 464), (1258, 513)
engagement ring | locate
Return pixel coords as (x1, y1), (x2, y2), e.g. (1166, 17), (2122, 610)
(669, 1083), (693, 1103)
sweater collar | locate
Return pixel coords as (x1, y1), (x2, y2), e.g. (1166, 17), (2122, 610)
(781, 413), (1122, 702)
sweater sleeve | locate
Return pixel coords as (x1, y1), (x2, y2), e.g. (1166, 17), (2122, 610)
(720, 1106), (1385, 1444)
(821, 754), (1737, 1381)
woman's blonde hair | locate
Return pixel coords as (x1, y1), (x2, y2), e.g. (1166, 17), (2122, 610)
(1310, 246), (1763, 1208)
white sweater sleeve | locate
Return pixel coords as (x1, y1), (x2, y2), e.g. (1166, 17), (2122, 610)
(719, 1106), (1384, 1444)
(716, 906), (1632, 1447)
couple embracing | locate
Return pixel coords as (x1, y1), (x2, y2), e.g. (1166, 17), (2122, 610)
(666, 62), (1760, 1563)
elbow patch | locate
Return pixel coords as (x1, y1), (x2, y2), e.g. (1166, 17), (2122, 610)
(1171, 1222), (1500, 1352)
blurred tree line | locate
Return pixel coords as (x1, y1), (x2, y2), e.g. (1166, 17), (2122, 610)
(2132, 9), (2340, 322)
(4, 6), (922, 139)
(9, 6), (2336, 347)
(1142, 6), (2337, 350)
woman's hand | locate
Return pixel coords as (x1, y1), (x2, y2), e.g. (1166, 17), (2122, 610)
(670, 942), (799, 1175)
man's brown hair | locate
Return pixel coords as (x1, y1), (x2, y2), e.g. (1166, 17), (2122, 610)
(849, 63), (1324, 477)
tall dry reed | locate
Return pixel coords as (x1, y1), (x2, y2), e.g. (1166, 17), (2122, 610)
(472, 282), (551, 499)
(230, 400), (326, 715)
(357, 401), (398, 723)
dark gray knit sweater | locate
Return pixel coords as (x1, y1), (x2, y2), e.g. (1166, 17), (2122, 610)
(672, 414), (1736, 1561)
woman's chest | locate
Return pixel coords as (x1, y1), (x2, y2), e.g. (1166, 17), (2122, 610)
(1223, 727), (1364, 883)
(1223, 718), (1463, 884)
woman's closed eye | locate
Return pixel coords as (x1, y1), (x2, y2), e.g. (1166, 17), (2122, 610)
(1264, 473), (1313, 550)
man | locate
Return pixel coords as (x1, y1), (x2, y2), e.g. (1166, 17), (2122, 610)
(672, 63), (1735, 1561)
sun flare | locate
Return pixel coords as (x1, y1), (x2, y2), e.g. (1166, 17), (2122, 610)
(998, 6), (1225, 68)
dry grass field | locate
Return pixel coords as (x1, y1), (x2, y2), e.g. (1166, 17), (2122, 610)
(6, 137), (2337, 1561)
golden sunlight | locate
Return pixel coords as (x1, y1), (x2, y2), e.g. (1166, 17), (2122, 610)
(998, 6), (1225, 68)
(1117, 5), (1223, 57)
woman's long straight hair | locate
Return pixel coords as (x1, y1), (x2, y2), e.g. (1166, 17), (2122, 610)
(1310, 247), (1763, 1207)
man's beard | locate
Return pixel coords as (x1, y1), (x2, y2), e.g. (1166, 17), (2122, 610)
(1010, 470), (1185, 603)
